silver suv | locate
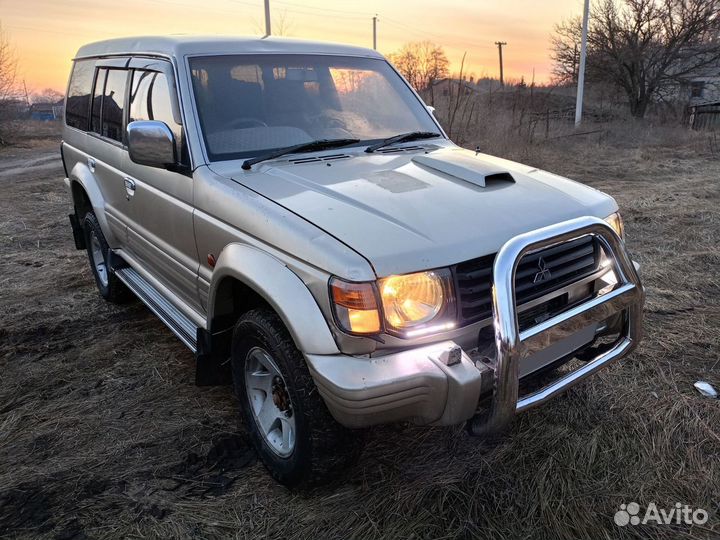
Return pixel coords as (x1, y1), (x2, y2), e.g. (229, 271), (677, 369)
(62, 36), (644, 487)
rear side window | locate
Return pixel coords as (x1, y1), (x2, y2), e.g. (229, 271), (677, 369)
(65, 60), (95, 129)
(90, 69), (106, 134)
(89, 68), (128, 142)
(102, 70), (128, 142)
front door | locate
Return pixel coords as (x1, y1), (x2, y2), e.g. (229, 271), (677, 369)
(119, 59), (201, 313)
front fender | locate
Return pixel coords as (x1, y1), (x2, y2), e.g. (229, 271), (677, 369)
(208, 243), (340, 355)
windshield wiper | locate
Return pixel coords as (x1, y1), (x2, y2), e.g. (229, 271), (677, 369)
(241, 138), (360, 170)
(364, 131), (441, 153)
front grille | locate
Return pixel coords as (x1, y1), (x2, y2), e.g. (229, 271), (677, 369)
(517, 293), (568, 331)
(454, 235), (600, 325)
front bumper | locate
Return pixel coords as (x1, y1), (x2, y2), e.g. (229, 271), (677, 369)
(306, 216), (644, 432)
(306, 341), (490, 428)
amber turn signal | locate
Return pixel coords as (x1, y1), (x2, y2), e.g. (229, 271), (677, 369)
(330, 278), (381, 334)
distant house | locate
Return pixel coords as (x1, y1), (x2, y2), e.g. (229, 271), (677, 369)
(431, 78), (482, 97)
(681, 71), (720, 105)
(29, 99), (64, 121)
(677, 61), (720, 129)
(666, 51), (720, 105)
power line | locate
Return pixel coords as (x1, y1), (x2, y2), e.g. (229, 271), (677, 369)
(272, 0), (370, 17)
(382, 17), (494, 50)
(4, 23), (119, 39)
(243, 0), (367, 21)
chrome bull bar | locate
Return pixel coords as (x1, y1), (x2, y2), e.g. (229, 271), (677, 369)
(468, 216), (644, 436)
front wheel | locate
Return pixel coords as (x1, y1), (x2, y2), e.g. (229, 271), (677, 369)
(232, 309), (363, 487)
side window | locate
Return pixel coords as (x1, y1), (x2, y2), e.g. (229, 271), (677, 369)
(130, 70), (186, 164)
(101, 70), (128, 142)
(65, 60), (95, 130)
(90, 68), (106, 134)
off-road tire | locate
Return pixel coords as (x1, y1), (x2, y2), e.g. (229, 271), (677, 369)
(82, 212), (131, 303)
(232, 308), (363, 487)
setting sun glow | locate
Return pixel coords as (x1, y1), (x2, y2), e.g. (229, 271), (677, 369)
(3, 0), (583, 93)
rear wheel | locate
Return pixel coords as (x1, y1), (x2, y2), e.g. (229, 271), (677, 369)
(83, 212), (131, 303)
(232, 308), (363, 487)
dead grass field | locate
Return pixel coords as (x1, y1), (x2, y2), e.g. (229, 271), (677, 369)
(0, 121), (719, 539)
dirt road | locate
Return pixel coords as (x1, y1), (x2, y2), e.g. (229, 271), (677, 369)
(0, 152), (59, 178)
(1, 136), (718, 539)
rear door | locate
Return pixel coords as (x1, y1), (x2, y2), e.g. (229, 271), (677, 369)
(119, 58), (201, 312)
(83, 59), (131, 247)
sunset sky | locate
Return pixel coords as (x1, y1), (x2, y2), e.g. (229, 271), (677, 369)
(2, 0), (584, 93)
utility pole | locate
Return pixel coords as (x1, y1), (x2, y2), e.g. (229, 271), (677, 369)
(264, 0), (271, 36)
(372, 15), (378, 50)
(23, 80), (30, 107)
(575, 0), (590, 126)
(494, 41), (507, 86)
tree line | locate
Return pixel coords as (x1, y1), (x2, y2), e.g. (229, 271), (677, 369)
(387, 0), (720, 120)
(552, 0), (720, 118)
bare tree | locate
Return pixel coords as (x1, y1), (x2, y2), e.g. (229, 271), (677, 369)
(551, 17), (583, 85)
(552, 0), (720, 118)
(31, 88), (64, 104)
(387, 41), (449, 103)
(0, 23), (19, 144)
(252, 10), (294, 37)
(0, 25), (17, 102)
(273, 10), (294, 37)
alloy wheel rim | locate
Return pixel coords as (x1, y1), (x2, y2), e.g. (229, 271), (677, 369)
(244, 346), (296, 457)
(90, 233), (108, 287)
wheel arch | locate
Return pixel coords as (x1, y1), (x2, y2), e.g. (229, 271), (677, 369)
(67, 162), (117, 246)
(70, 180), (92, 218)
(207, 243), (340, 356)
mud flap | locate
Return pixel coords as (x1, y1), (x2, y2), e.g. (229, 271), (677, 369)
(68, 213), (86, 250)
(195, 327), (233, 386)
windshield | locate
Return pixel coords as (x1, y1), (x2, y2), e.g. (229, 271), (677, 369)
(189, 54), (440, 161)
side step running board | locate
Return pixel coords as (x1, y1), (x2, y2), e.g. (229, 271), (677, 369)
(115, 267), (198, 352)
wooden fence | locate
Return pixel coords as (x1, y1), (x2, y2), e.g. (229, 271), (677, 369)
(689, 102), (720, 130)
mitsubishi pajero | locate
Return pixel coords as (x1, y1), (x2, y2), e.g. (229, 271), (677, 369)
(62, 36), (644, 487)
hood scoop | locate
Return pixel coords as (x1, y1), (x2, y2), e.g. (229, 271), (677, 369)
(412, 148), (515, 188)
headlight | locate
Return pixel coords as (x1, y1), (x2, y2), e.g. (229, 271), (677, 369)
(604, 212), (624, 239)
(330, 269), (456, 338)
(380, 271), (445, 329)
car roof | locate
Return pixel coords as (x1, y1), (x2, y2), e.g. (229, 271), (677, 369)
(75, 35), (384, 60)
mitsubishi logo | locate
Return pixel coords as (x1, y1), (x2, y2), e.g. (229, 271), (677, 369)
(533, 257), (552, 283)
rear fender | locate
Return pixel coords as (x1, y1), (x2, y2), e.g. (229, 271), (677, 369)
(67, 160), (117, 246)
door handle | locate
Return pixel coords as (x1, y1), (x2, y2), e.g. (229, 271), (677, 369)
(87, 157), (96, 172)
(124, 177), (136, 200)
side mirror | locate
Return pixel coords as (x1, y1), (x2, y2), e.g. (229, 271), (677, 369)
(127, 120), (176, 168)
(426, 105), (436, 115)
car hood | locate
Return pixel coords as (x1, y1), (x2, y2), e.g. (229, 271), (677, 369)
(216, 145), (617, 277)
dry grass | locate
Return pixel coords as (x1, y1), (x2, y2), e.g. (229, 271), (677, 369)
(0, 120), (719, 539)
